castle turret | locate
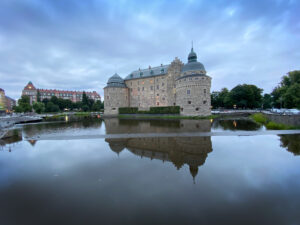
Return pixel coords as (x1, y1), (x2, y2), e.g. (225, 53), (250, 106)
(175, 47), (211, 116)
(104, 73), (129, 115)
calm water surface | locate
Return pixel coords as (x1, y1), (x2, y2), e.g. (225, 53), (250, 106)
(0, 118), (300, 225)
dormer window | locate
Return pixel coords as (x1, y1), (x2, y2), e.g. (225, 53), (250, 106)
(150, 70), (154, 75)
(161, 68), (164, 73)
(130, 74), (133, 78)
(140, 72), (143, 76)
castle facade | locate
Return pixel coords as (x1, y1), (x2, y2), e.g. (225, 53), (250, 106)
(104, 47), (212, 116)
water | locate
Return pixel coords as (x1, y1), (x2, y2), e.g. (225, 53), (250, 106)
(0, 118), (300, 225)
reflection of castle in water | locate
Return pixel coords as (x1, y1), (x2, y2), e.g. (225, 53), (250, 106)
(104, 118), (213, 180)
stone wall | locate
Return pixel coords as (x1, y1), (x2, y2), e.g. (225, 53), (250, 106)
(265, 114), (300, 127)
(176, 73), (211, 116)
(104, 87), (129, 115)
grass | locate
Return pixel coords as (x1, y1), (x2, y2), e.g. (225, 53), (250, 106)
(74, 112), (91, 116)
(118, 114), (218, 120)
(250, 113), (299, 130)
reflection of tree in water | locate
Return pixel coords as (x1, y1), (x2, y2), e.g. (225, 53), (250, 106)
(22, 119), (102, 137)
(279, 134), (300, 156)
(105, 136), (212, 182)
(212, 119), (262, 131)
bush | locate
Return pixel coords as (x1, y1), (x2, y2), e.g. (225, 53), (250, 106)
(266, 121), (292, 130)
(149, 106), (180, 114)
(118, 106), (180, 114)
(119, 107), (138, 114)
(251, 113), (268, 124)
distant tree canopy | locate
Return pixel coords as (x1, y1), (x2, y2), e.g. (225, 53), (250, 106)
(13, 95), (32, 113)
(272, 70), (300, 109)
(14, 94), (104, 114)
(212, 84), (263, 109)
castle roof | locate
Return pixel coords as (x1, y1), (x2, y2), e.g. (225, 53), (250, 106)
(106, 73), (127, 88)
(182, 47), (206, 73)
(24, 81), (37, 90)
(124, 64), (169, 80)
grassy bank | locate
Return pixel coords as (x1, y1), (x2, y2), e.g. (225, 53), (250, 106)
(118, 114), (218, 120)
(250, 113), (299, 130)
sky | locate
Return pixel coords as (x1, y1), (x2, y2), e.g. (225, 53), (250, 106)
(0, 0), (299, 99)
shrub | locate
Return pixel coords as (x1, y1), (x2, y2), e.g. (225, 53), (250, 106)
(266, 121), (292, 130)
(119, 107), (138, 114)
(149, 106), (180, 114)
(251, 113), (268, 124)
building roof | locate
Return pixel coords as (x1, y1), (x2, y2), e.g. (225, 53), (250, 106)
(24, 81), (37, 90)
(124, 64), (169, 80)
(5, 96), (16, 102)
(0, 88), (4, 92)
(182, 48), (206, 73)
(106, 73), (127, 88)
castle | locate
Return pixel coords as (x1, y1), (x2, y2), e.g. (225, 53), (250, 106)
(104, 47), (212, 116)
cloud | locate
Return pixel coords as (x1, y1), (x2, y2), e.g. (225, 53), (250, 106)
(0, 0), (299, 99)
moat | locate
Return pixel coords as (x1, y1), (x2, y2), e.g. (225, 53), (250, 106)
(1, 117), (300, 225)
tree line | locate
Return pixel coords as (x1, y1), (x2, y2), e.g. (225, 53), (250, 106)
(212, 70), (300, 109)
(14, 92), (104, 113)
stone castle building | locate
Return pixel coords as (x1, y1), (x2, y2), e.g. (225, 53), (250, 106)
(104, 47), (212, 116)
(22, 82), (101, 105)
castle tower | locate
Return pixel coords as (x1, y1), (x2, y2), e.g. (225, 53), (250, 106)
(104, 73), (129, 115)
(175, 47), (211, 116)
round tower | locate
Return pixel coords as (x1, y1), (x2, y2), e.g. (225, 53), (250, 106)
(175, 47), (211, 116)
(104, 73), (129, 115)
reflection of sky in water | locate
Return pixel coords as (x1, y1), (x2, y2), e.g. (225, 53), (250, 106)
(0, 133), (300, 225)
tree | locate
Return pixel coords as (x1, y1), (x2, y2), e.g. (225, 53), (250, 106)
(33, 102), (45, 114)
(45, 102), (59, 112)
(17, 95), (32, 112)
(91, 100), (101, 111)
(37, 90), (41, 102)
(229, 84), (262, 109)
(262, 94), (272, 109)
(211, 88), (230, 109)
(271, 70), (300, 109)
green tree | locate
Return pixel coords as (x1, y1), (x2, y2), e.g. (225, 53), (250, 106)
(17, 95), (32, 112)
(33, 102), (45, 114)
(262, 94), (272, 109)
(45, 102), (60, 112)
(271, 70), (300, 109)
(37, 90), (41, 102)
(229, 84), (262, 109)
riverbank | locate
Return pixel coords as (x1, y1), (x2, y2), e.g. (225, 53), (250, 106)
(250, 113), (300, 130)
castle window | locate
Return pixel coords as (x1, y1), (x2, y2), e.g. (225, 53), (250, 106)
(196, 108), (199, 111)
(195, 77), (199, 80)
(157, 85), (159, 90)
(131, 88), (133, 92)
(162, 83), (164, 86)
(138, 87), (140, 91)
(162, 97), (165, 100)
(204, 89), (206, 94)
(188, 101), (191, 104)
(181, 108), (183, 112)
(150, 86), (153, 90)
(187, 90), (191, 95)
(157, 102), (159, 106)
(173, 103), (176, 106)
(203, 100), (207, 104)
(107, 96), (109, 99)
(157, 93), (159, 96)
(142, 87), (144, 91)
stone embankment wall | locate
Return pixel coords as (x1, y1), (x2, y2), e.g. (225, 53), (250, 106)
(265, 114), (300, 127)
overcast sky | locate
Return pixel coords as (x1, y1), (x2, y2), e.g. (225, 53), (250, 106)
(0, 0), (299, 99)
